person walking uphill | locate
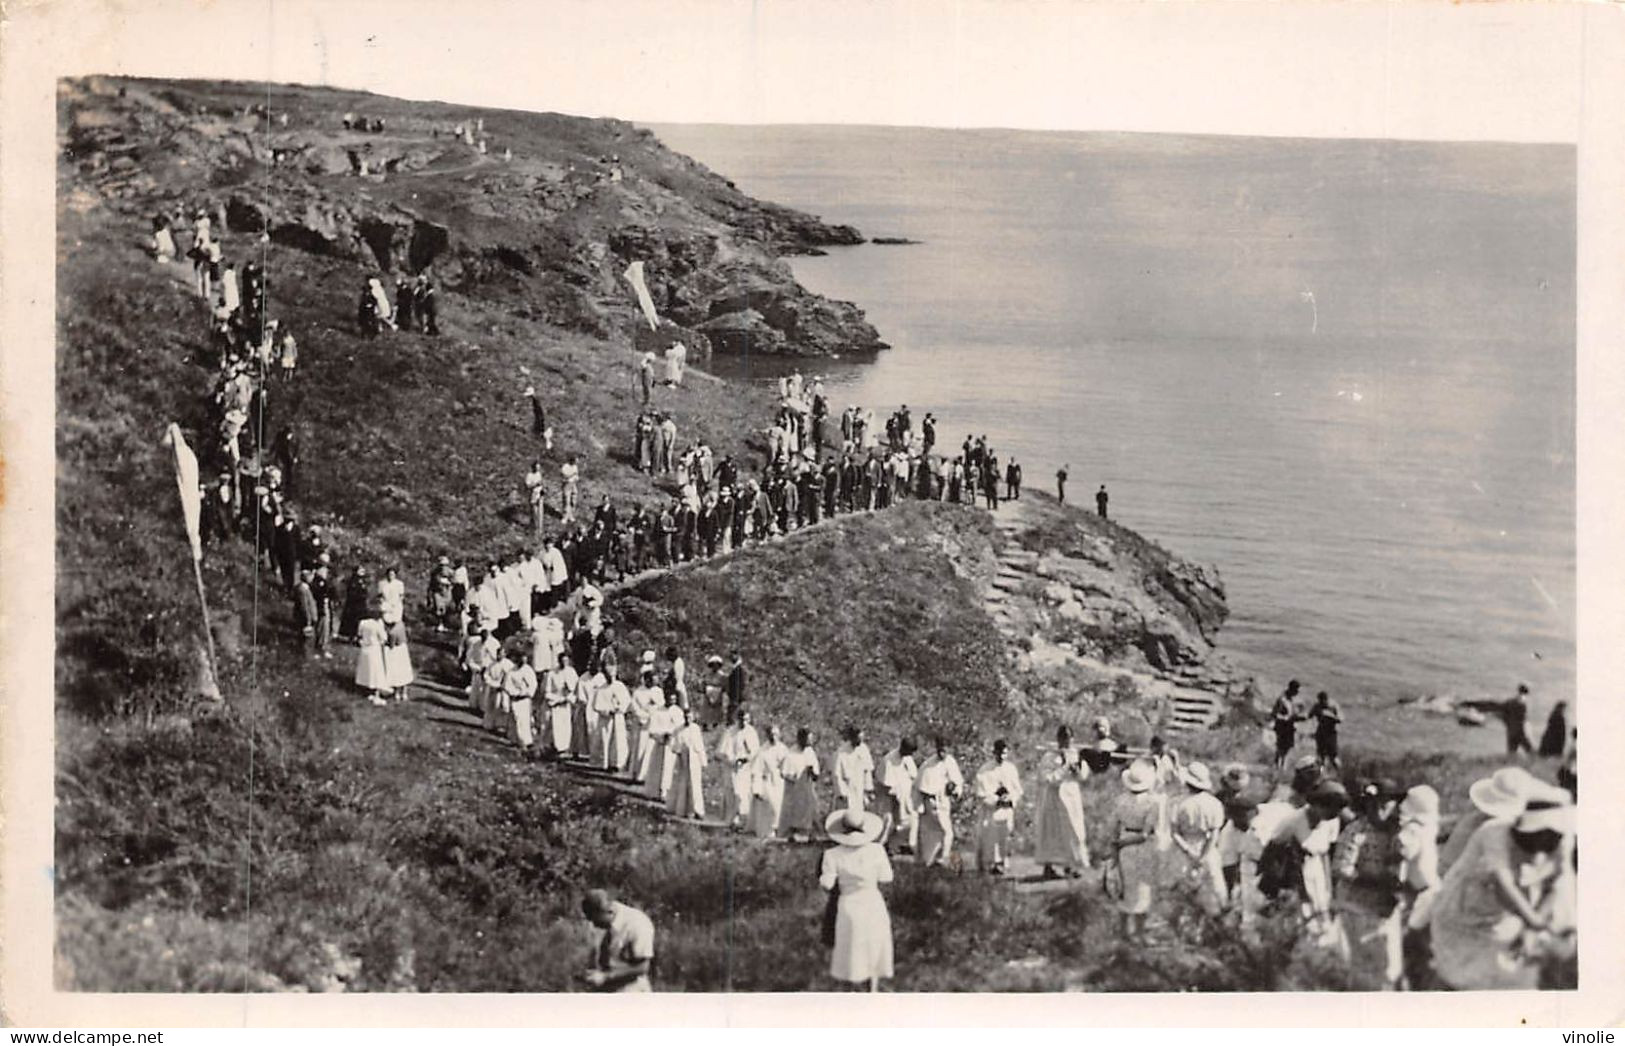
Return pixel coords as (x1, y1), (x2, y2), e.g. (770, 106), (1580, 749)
(819, 809), (896, 992)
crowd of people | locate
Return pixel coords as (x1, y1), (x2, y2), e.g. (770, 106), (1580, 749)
(151, 193), (1575, 997)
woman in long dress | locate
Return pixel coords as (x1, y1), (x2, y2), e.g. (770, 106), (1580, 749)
(667, 706), (708, 819)
(382, 617), (414, 703)
(641, 696), (681, 801)
(1168, 762), (1227, 913)
(1035, 725), (1091, 879)
(1425, 792), (1575, 990)
(750, 726), (789, 839)
(354, 615), (389, 704)
(716, 708), (760, 829)
(1108, 759), (1163, 938)
(819, 810), (896, 991)
(779, 728), (822, 842)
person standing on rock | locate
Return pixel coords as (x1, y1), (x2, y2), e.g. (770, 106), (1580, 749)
(1309, 690), (1343, 769)
(1096, 484), (1109, 519)
(1056, 464), (1069, 504)
(1272, 680), (1304, 770)
(1005, 458), (1022, 501)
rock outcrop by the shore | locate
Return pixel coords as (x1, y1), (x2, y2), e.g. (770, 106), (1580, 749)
(60, 76), (885, 357)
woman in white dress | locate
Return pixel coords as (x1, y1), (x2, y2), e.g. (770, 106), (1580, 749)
(1425, 790), (1575, 990)
(667, 706), (708, 820)
(1169, 762), (1227, 913)
(819, 809), (896, 991)
(779, 728), (822, 843)
(381, 615), (415, 703)
(750, 726), (789, 839)
(1108, 759), (1163, 939)
(1035, 725), (1091, 879)
(354, 614), (389, 704)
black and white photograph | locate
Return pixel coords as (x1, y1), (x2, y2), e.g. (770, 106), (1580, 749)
(3, 0), (1623, 1027)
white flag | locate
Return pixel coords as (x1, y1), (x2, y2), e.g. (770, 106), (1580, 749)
(622, 260), (660, 332)
(166, 422), (204, 562)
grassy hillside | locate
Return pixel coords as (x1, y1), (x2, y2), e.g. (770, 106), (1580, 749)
(53, 75), (1574, 994)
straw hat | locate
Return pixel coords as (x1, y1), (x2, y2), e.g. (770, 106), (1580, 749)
(1467, 766), (1540, 819)
(1399, 784), (1440, 823)
(1180, 762), (1215, 793)
(824, 808), (884, 845)
(1121, 759), (1156, 794)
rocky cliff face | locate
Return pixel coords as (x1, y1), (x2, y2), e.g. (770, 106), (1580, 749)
(59, 76), (886, 357)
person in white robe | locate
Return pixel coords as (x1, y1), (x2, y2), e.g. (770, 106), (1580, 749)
(641, 696), (682, 801)
(779, 729), (823, 842)
(667, 707), (708, 819)
(543, 653), (577, 757)
(592, 663), (632, 772)
(367, 277), (395, 330)
(819, 810), (895, 991)
(875, 739), (919, 854)
(354, 615), (389, 704)
(1035, 725), (1091, 878)
(974, 740), (1024, 874)
(529, 613), (564, 675)
(750, 726), (790, 839)
(833, 726), (875, 812)
(571, 664), (598, 760)
(716, 708), (761, 829)
(627, 668), (663, 781)
(913, 738), (965, 868)
(465, 626), (501, 718)
(481, 650), (508, 732)
(500, 649), (539, 756)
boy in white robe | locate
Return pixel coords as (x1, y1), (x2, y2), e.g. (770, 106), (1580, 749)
(627, 669), (664, 783)
(974, 740), (1024, 874)
(833, 726), (876, 812)
(543, 656), (578, 757)
(716, 709), (761, 829)
(592, 665), (633, 772)
(913, 739), (965, 868)
(501, 650), (539, 756)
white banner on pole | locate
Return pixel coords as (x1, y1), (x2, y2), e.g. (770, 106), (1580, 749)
(167, 422), (203, 562)
(623, 259), (660, 331)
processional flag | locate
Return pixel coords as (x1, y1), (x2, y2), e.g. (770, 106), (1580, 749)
(623, 260), (660, 332)
(166, 422), (203, 562)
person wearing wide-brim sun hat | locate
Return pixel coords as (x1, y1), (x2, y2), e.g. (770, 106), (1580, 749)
(1106, 759), (1163, 936)
(1426, 783), (1574, 990)
(818, 808), (895, 991)
(1439, 765), (1542, 870)
(1170, 762), (1227, 911)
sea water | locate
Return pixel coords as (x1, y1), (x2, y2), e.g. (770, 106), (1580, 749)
(654, 124), (1575, 741)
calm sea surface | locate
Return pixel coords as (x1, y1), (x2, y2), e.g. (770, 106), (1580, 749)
(654, 125), (1576, 739)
